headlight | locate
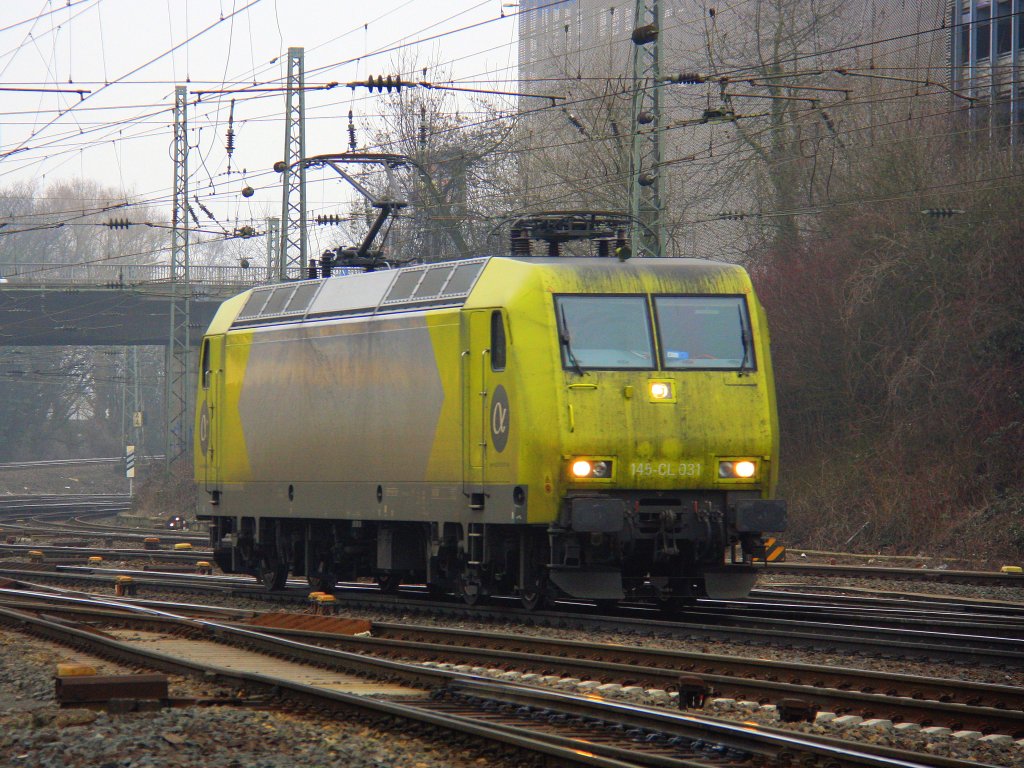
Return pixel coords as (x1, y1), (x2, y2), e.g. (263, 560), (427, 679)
(648, 379), (675, 402)
(719, 459), (757, 479)
(569, 458), (614, 479)
(571, 460), (593, 478)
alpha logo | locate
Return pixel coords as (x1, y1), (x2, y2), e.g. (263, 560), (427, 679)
(490, 384), (510, 452)
(199, 400), (210, 457)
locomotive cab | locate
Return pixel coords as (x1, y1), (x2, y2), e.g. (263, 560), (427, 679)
(466, 257), (786, 604)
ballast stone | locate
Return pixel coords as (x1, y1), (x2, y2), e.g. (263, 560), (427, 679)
(951, 730), (983, 741)
(832, 715), (864, 727)
(894, 722), (921, 733)
(979, 734), (1014, 745)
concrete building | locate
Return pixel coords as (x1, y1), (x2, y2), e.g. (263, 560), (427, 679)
(515, 2), (989, 259)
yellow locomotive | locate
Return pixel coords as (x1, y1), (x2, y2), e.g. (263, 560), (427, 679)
(195, 238), (785, 607)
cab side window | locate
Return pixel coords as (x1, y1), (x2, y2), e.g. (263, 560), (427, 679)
(490, 310), (506, 371)
(201, 339), (212, 389)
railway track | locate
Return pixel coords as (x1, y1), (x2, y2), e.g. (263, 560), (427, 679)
(10, 591), (1022, 737)
(0, 510), (206, 548)
(3, 563), (1024, 671)
(0, 587), (1010, 768)
(0, 543), (209, 564)
(768, 558), (1024, 587)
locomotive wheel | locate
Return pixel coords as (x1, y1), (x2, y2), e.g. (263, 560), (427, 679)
(259, 557), (288, 590)
(457, 575), (487, 606)
(376, 573), (401, 594)
(519, 574), (549, 611)
(520, 588), (546, 611)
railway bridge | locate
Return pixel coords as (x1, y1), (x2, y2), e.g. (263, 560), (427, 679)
(0, 262), (275, 469)
(0, 262), (268, 346)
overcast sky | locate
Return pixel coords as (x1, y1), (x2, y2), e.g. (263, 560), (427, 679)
(0, 1), (520, 227)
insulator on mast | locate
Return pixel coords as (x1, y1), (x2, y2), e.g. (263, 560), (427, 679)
(225, 99), (236, 174)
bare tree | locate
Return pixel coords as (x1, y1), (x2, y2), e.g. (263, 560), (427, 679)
(0, 180), (167, 460)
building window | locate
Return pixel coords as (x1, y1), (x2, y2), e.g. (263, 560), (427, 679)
(976, 5), (991, 61)
(997, 1), (1012, 55)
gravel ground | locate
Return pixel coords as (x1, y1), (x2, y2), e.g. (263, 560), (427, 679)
(0, 630), (508, 768)
(2, 560), (1023, 766)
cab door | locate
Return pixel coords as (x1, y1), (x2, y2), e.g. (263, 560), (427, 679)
(463, 309), (510, 507)
(196, 335), (225, 491)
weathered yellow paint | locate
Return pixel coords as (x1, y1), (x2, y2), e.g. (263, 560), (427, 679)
(203, 291), (250, 337)
(454, 259), (777, 522)
(466, 261), (563, 523)
(194, 290), (255, 485)
(424, 310), (463, 478)
(195, 257), (780, 528)
(219, 328), (254, 481)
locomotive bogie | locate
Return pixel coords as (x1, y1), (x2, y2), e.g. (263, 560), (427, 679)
(195, 256), (786, 604)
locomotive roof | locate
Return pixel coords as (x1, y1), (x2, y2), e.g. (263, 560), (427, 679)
(226, 255), (745, 330)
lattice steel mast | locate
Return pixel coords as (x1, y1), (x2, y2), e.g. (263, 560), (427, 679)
(629, 0), (664, 258)
(165, 85), (191, 467)
(278, 47), (307, 280)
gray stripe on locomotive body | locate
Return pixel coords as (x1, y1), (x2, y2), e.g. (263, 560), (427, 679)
(236, 312), (447, 483)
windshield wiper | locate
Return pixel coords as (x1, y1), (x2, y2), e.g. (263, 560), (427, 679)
(558, 304), (585, 376)
(738, 305), (751, 376)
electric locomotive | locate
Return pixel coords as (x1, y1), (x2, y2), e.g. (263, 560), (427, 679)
(194, 222), (785, 607)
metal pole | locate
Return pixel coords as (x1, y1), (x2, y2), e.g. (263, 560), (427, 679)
(165, 85), (191, 469)
(279, 47), (307, 281)
(628, 0), (664, 258)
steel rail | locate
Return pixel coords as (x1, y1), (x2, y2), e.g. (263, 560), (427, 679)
(8, 595), (1012, 723)
(759, 562), (1024, 587)
(26, 598), (1011, 736)
(0, 594), (1004, 768)
(0, 545), (211, 562)
(751, 588), (1024, 618)
(3, 566), (1024, 669)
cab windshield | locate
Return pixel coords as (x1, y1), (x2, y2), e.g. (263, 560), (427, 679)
(555, 295), (654, 370)
(654, 296), (754, 370)
(554, 294), (754, 372)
